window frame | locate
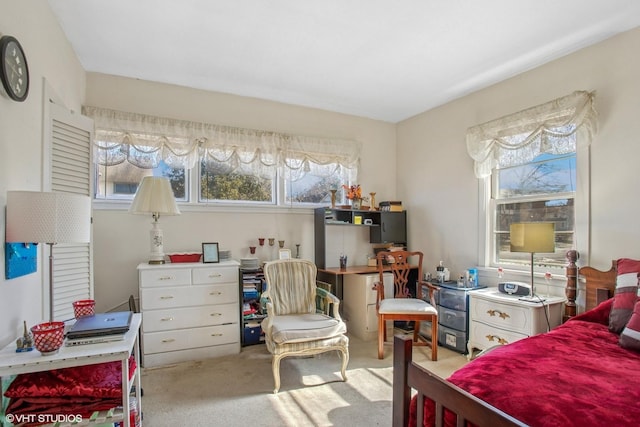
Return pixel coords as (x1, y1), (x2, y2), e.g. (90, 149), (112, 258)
(478, 145), (590, 275)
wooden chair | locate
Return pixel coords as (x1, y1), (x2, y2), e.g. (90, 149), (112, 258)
(261, 259), (349, 393)
(374, 250), (438, 360)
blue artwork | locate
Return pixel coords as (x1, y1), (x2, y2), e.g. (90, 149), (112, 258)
(5, 242), (37, 280)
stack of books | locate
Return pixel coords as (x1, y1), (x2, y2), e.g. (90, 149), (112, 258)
(379, 201), (403, 212)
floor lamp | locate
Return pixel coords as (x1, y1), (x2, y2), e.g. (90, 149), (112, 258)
(510, 222), (555, 299)
(6, 191), (91, 322)
(129, 176), (181, 264)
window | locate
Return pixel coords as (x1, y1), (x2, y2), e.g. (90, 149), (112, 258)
(494, 148), (576, 268)
(467, 91), (597, 270)
(84, 106), (360, 207)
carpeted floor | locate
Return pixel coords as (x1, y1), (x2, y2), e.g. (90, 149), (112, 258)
(140, 332), (468, 426)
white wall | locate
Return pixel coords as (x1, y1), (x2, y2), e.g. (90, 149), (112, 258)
(85, 73), (398, 312)
(0, 0), (86, 346)
(397, 27), (640, 297)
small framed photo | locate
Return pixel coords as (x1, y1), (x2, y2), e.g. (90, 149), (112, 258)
(278, 249), (291, 260)
(202, 242), (220, 263)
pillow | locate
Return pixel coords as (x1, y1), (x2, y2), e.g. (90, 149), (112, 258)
(609, 258), (640, 334)
(620, 299), (640, 352)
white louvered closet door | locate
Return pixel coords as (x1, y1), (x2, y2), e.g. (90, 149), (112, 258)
(46, 100), (94, 321)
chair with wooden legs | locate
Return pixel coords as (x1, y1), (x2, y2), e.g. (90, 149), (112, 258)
(374, 250), (438, 360)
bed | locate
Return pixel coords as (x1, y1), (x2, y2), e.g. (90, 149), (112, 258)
(392, 255), (640, 427)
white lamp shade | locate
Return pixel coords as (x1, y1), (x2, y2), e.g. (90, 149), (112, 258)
(6, 191), (91, 244)
(129, 176), (180, 216)
(510, 222), (555, 253)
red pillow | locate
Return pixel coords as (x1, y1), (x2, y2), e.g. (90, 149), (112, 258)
(609, 258), (640, 334)
(620, 300), (640, 352)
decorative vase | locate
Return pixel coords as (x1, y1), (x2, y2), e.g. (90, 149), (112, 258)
(330, 189), (337, 208)
(351, 198), (362, 210)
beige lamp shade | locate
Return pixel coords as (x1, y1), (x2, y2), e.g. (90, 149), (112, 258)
(510, 222), (555, 253)
(6, 191), (91, 244)
(129, 176), (180, 216)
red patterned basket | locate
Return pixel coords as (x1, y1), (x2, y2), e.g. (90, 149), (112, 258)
(72, 299), (95, 318)
(31, 322), (65, 355)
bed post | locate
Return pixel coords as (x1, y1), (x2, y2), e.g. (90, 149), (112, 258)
(564, 250), (579, 322)
(393, 335), (412, 427)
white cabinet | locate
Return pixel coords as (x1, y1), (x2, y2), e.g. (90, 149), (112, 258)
(138, 261), (240, 367)
(467, 288), (564, 359)
(343, 273), (393, 341)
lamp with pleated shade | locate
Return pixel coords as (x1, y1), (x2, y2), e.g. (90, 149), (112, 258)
(129, 176), (181, 264)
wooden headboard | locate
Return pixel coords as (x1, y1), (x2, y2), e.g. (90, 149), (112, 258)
(565, 251), (617, 321)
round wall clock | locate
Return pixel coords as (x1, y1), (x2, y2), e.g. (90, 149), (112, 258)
(0, 35), (29, 102)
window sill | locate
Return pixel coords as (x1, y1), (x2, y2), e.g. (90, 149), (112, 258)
(92, 200), (317, 215)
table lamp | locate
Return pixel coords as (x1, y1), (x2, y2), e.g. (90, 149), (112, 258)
(6, 191), (91, 322)
(510, 222), (555, 299)
(129, 176), (181, 264)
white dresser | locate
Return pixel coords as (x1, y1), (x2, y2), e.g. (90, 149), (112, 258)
(467, 288), (564, 359)
(138, 261), (240, 367)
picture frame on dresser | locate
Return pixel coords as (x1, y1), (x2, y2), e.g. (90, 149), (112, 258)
(202, 242), (219, 263)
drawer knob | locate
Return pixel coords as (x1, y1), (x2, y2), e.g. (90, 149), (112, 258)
(209, 291), (222, 296)
(161, 338), (176, 343)
(486, 334), (508, 345)
(210, 313), (222, 317)
(159, 276), (173, 281)
(161, 316), (174, 321)
(160, 295), (174, 300)
(211, 333), (223, 337)
(487, 309), (510, 320)
(209, 273), (222, 278)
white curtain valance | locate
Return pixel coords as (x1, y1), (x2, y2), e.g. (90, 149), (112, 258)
(466, 90), (597, 178)
(83, 106), (361, 180)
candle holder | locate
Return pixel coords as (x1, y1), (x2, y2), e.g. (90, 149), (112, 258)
(296, 244), (301, 258)
(258, 238), (265, 246)
(330, 189), (337, 208)
(278, 240), (285, 248)
(268, 238), (275, 246)
(249, 246), (256, 255)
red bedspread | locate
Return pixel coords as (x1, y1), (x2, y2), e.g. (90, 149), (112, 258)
(411, 299), (640, 426)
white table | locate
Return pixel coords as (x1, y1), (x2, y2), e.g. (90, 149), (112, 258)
(0, 313), (142, 427)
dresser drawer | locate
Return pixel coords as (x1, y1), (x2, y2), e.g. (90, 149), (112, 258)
(140, 268), (191, 288)
(469, 320), (527, 348)
(142, 303), (238, 332)
(192, 266), (238, 285)
(438, 306), (467, 331)
(143, 323), (239, 354)
(141, 283), (238, 310)
(470, 297), (530, 334)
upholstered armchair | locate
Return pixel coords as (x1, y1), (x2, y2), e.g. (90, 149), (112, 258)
(261, 259), (349, 393)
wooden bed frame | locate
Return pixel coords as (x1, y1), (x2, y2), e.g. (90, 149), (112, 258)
(392, 252), (618, 427)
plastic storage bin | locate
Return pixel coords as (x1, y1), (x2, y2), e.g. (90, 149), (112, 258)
(438, 305), (467, 332)
(438, 324), (467, 353)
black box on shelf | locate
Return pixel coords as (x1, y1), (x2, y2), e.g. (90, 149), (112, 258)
(244, 322), (263, 345)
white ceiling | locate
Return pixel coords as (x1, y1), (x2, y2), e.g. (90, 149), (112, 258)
(48, 0), (640, 123)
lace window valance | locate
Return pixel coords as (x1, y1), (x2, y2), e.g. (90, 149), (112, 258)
(83, 106), (361, 180)
(466, 90), (597, 178)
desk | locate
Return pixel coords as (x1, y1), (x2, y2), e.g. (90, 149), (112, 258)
(0, 313), (142, 427)
(318, 265), (418, 300)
